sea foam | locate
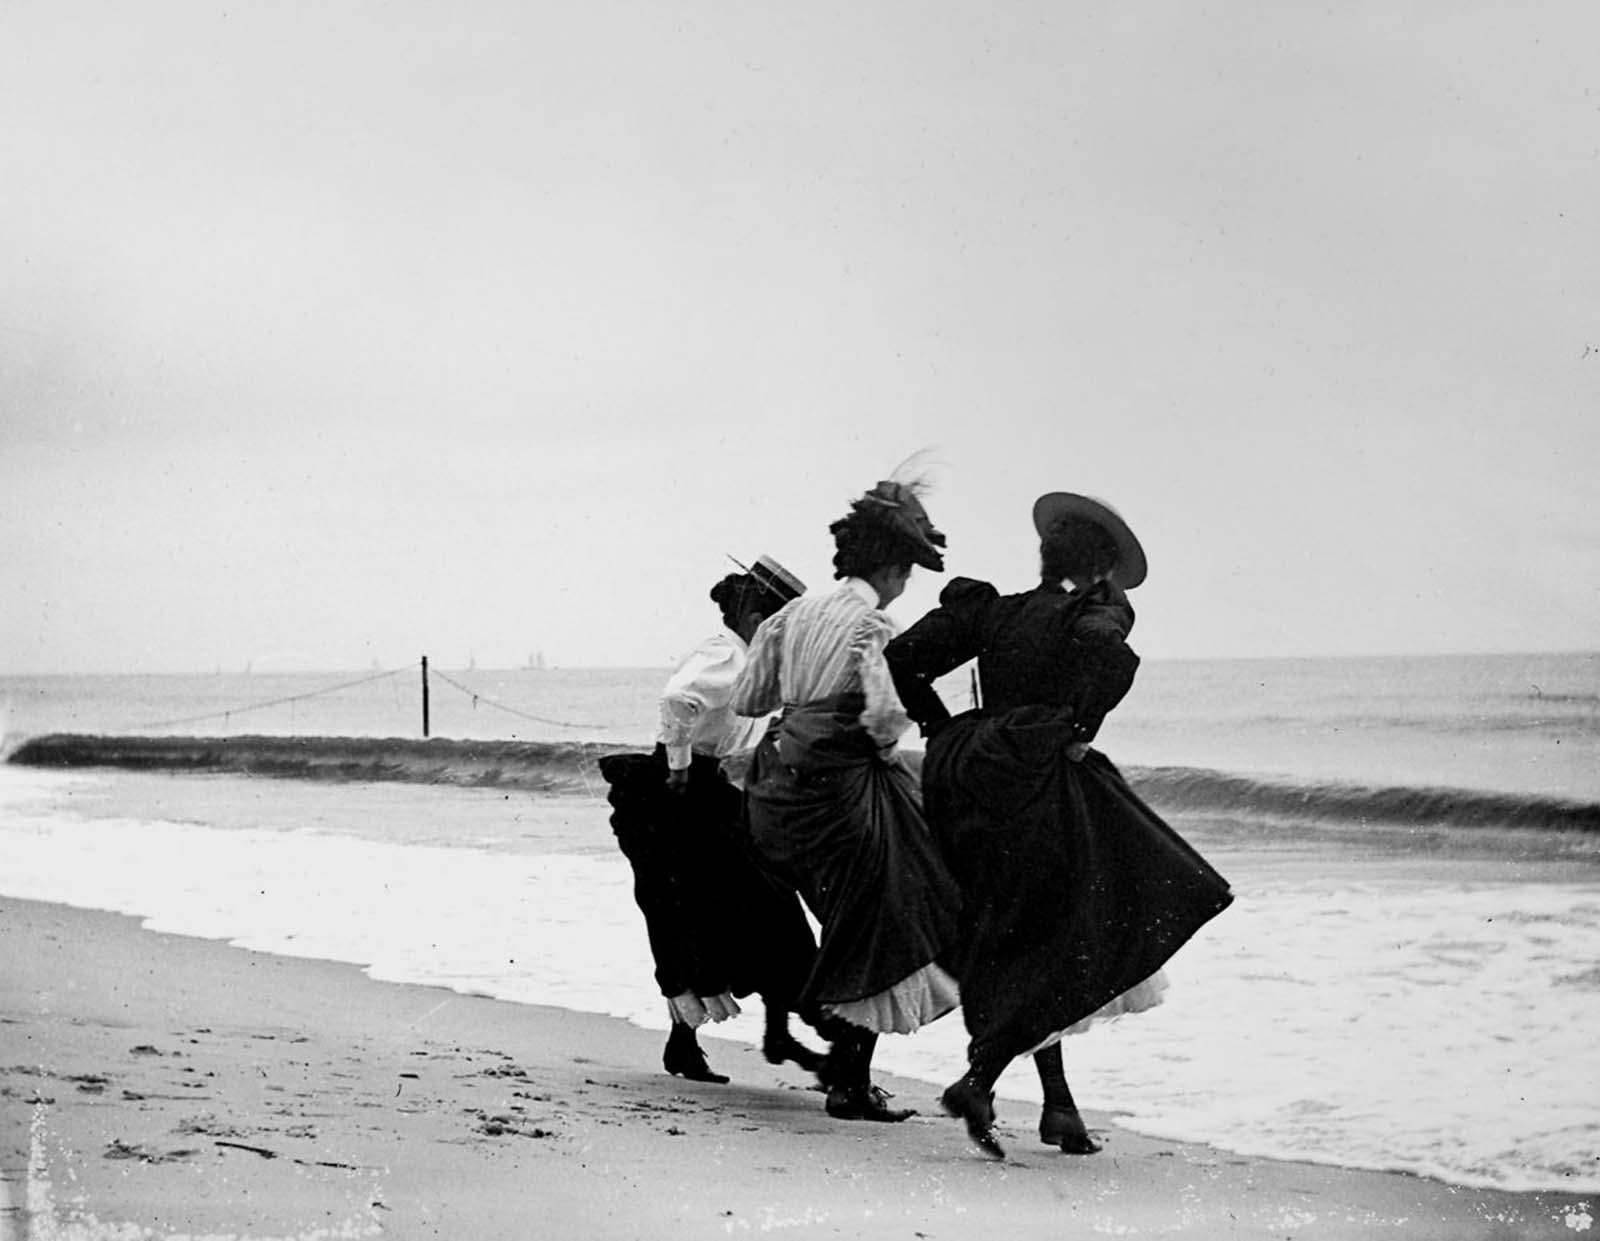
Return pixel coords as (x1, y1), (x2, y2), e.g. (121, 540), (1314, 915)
(2, 765), (1597, 1194)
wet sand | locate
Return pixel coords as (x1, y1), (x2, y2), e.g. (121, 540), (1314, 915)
(1, 895), (1591, 1240)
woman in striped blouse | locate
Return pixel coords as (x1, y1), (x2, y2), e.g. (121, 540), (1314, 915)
(731, 480), (962, 1123)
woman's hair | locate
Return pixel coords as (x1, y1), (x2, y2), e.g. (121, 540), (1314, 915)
(828, 512), (915, 581)
(709, 572), (791, 630)
(1040, 517), (1120, 584)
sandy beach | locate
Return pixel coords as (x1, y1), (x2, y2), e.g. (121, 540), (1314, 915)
(6, 0), (1598, 1225)
(2, 895), (1591, 1240)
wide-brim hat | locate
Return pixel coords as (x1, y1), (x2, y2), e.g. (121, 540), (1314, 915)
(1031, 492), (1147, 589)
(748, 554), (806, 603)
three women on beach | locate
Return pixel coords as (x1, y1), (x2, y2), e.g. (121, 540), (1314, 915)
(606, 473), (1232, 1159)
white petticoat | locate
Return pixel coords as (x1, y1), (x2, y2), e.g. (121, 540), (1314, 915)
(823, 961), (961, 1035)
(1022, 968), (1170, 1055)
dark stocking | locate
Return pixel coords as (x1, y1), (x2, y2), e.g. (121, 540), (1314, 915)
(760, 999), (825, 1074)
(834, 1028), (878, 1091)
(1033, 1043), (1100, 1153)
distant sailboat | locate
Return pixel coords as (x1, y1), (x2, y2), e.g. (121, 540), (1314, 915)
(526, 650), (548, 671)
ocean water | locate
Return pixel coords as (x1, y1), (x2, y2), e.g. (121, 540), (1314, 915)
(2, 653), (1598, 1194)
(5, 651), (1596, 798)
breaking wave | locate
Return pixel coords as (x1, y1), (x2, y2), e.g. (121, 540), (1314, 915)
(7, 733), (1599, 835)
(5, 733), (614, 796)
(1125, 764), (1600, 835)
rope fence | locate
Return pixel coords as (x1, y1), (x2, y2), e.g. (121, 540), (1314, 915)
(125, 667), (412, 732)
(119, 658), (623, 737)
(427, 667), (613, 731)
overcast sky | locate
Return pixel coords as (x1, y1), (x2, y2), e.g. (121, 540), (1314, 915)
(3, 1), (1596, 673)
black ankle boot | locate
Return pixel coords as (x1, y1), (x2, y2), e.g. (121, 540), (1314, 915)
(662, 1024), (729, 1084)
(762, 1029), (826, 1074)
(1033, 1044), (1099, 1153)
(820, 1028), (915, 1122)
(941, 1075), (1005, 1160)
(1040, 1103), (1101, 1154)
(825, 1083), (915, 1122)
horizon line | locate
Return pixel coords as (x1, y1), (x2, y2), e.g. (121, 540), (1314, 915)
(3, 647), (1596, 678)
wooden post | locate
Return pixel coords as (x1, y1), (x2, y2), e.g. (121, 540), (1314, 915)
(421, 655), (431, 738)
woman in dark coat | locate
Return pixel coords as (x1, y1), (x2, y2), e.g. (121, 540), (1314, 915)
(598, 557), (824, 1084)
(886, 492), (1233, 1160)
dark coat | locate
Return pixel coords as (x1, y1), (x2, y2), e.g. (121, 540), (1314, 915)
(886, 578), (1234, 1065)
(598, 745), (816, 1008)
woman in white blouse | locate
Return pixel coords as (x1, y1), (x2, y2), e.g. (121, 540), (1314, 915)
(598, 557), (824, 1085)
(732, 481), (963, 1123)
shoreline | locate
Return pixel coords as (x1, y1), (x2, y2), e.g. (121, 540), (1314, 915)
(2, 895), (1593, 1239)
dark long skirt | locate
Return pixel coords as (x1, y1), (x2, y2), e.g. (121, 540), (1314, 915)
(742, 695), (961, 1011)
(923, 705), (1234, 1066)
(598, 746), (816, 1008)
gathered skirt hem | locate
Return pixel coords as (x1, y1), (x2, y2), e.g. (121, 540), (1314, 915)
(1020, 969), (1170, 1054)
(822, 962), (961, 1035)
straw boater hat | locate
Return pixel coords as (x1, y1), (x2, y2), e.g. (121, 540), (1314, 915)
(1031, 492), (1147, 589)
(747, 554), (807, 602)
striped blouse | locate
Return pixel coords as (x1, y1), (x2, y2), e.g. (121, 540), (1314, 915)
(730, 578), (911, 748)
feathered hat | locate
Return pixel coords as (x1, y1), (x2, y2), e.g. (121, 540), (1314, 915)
(846, 480), (947, 572)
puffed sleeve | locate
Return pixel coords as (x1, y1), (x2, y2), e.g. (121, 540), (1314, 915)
(885, 577), (998, 733)
(657, 634), (742, 770)
(730, 609), (784, 718)
(1065, 639), (1141, 743)
(853, 610), (912, 748)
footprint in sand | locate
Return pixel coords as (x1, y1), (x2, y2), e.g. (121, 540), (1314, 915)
(66, 1073), (110, 1094)
(104, 1140), (198, 1164)
(463, 1104), (558, 1139)
(174, 1113), (253, 1140)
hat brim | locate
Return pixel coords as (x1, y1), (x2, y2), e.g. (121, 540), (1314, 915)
(1031, 493), (1147, 589)
(749, 555), (807, 602)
